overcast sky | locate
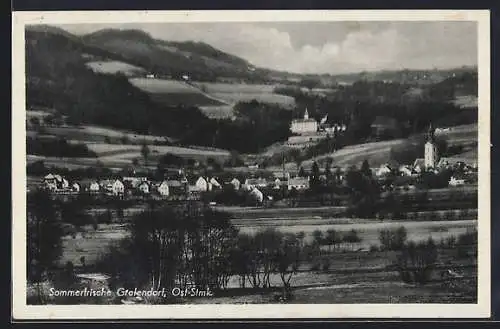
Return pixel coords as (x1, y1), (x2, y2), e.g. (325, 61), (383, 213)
(59, 21), (477, 74)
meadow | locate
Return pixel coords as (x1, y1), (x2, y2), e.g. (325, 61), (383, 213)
(129, 78), (227, 107)
(38, 125), (175, 144)
(197, 82), (296, 109)
(85, 61), (145, 76)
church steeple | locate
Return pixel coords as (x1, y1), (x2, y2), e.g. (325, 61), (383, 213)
(426, 123), (435, 143)
(304, 108), (309, 120)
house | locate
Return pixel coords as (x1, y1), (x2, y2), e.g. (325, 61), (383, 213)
(100, 179), (125, 195)
(273, 177), (289, 189)
(167, 179), (185, 195)
(413, 158), (425, 173)
(88, 181), (100, 193)
(399, 165), (413, 177)
(111, 179), (125, 195)
(243, 178), (268, 190)
(72, 182), (81, 192)
(228, 178), (241, 190)
(157, 181), (170, 197)
(195, 177), (209, 192)
(288, 177), (309, 190)
(138, 181), (151, 194)
(123, 176), (148, 189)
(449, 176), (465, 186)
(42, 174), (59, 191)
(248, 187), (264, 204)
(371, 116), (400, 139)
(209, 177), (222, 189)
(375, 164), (393, 178)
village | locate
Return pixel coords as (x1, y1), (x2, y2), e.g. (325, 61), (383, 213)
(35, 110), (478, 208)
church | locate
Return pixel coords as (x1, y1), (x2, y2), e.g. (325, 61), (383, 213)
(413, 124), (439, 172)
(424, 124), (439, 168)
(290, 108), (318, 135)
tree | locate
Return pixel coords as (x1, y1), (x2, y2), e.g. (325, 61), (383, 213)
(310, 161), (320, 189)
(27, 190), (64, 303)
(141, 142), (150, 167)
(342, 229), (362, 251)
(275, 233), (302, 299)
(325, 229), (341, 251)
(379, 226), (407, 251)
(361, 159), (372, 178)
(312, 229), (324, 247)
(397, 238), (438, 284)
(98, 203), (239, 292)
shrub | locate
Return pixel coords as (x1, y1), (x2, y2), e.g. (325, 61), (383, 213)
(369, 244), (379, 252)
(379, 226), (407, 251)
(396, 238), (438, 284)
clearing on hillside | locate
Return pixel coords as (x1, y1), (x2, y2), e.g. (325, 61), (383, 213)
(129, 78), (227, 107)
(85, 61), (146, 76)
(197, 82), (296, 109)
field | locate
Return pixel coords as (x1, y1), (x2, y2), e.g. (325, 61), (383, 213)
(85, 61), (145, 76)
(129, 79), (296, 119)
(197, 82), (296, 109)
(55, 218), (477, 304)
(27, 141), (231, 170)
(129, 78), (228, 108)
(37, 125), (176, 144)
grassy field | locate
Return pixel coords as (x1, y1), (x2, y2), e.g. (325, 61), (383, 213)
(196, 82), (296, 109)
(58, 224), (130, 267)
(36, 125), (175, 144)
(58, 217), (476, 268)
(85, 61), (145, 76)
(129, 78), (227, 107)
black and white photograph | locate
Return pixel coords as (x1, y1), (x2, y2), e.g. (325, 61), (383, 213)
(12, 10), (490, 319)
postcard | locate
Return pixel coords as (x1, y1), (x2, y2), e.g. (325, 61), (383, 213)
(12, 9), (491, 319)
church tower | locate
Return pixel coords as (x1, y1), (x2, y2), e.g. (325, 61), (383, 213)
(304, 108), (309, 120)
(424, 123), (438, 169)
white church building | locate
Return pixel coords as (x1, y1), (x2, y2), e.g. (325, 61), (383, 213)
(290, 108), (318, 135)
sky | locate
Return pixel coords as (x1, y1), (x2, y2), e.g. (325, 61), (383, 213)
(59, 21), (477, 75)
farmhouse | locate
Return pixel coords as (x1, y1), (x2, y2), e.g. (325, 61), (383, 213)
(248, 187), (264, 204)
(209, 177), (222, 189)
(195, 177), (209, 192)
(243, 178), (268, 190)
(449, 176), (466, 186)
(413, 158), (425, 173)
(88, 181), (100, 193)
(228, 178), (241, 190)
(72, 182), (81, 192)
(290, 108), (318, 135)
(166, 179), (185, 195)
(157, 181), (170, 197)
(399, 165), (413, 177)
(375, 164), (393, 178)
(288, 177), (309, 190)
(138, 181), (151, 194)
(100, 179), (125, 195)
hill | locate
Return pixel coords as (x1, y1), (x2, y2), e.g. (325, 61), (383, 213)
(80, 28), (268, 82)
